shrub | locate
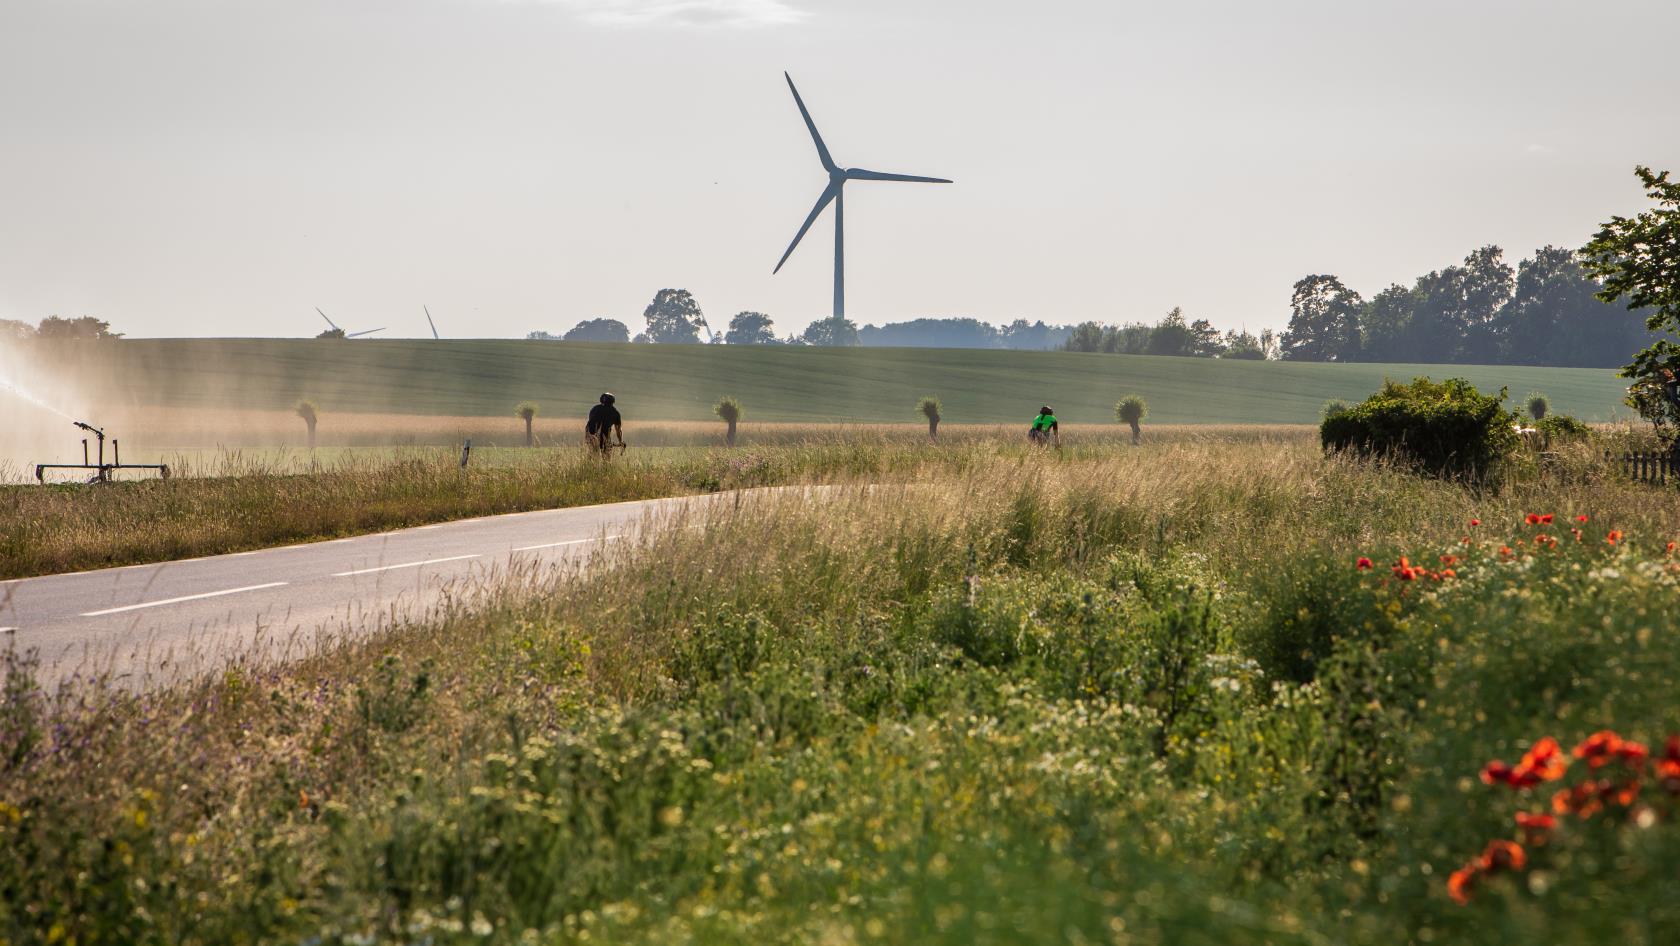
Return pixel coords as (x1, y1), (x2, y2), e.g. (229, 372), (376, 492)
(1322, 399), (1352, 420)
(1525, 392), (1549, 421)
(1535, 413), (1591, 440)
(1320, 377), (1519, 481)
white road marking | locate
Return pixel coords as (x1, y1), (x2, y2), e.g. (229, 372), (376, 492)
(511, 535), (623, 552)
(81, 582), (291, 617)
(333, 554), (480, 577)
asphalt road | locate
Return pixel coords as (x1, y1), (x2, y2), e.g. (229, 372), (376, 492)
(0, 493), (721, 687)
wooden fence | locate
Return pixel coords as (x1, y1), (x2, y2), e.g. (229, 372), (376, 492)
(1608, 450), (1678, 486)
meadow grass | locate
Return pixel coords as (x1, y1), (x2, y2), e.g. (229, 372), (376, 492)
(4, 432), (1680, 944)
(0, 424), (1306, 579)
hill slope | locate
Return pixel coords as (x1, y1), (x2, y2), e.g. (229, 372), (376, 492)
(26, 339), (1632, 425)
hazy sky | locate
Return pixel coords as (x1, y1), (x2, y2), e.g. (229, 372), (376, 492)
(2, 0), (1676, 340)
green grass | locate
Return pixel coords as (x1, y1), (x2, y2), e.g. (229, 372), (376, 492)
(6, 437), (1680, 944)
(35, 338), (1633, 424)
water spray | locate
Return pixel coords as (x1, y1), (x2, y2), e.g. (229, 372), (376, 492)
(35, 419), (170, 484)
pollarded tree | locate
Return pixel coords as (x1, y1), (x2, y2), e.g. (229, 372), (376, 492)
(295, 400), (318, 450)
(918, 396), (941, 441)
(714, 396), (742, 446)
(643, 289), (704, 344)
(516, 401), (539, 446)
(1115, 395), (1147, 445)
(1582, 166), (1680, 437)
(725, 312), (777, 345)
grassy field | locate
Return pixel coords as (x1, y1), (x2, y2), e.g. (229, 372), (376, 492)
(4, 432), (1680, 944)
(9, 338), (1633, 427)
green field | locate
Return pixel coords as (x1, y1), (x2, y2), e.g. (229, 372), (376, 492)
(36, 339), (1633, 424)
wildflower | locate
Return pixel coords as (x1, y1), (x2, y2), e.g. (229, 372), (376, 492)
(1571, 528), (1583, 542)
(1526, 513), (1542, 526)
(1440, 554), (1459, 566)
(1657, 737), (1680, 793)
(1439, 568), (1456, 579)
(1392, 557), (1426, 581)
(1356, 557), (1374, 570)
(1574, 731), (1626, 769)
(1539, 514), (1554, 525)
(1576, 514), (1589, 523)
(1552, 781), (1605, 818)
(1483, 738), (1566, 788)
(1499, 545), (1514, 559)
(1448, 865), (1479, 904)
(1479, 839), (1526, 872)
(1607, 530), (1624, 546)
(1470, 519), (1482, 527)
(1515, 811), (1556, 845)
(1667, 541), (1676, 555)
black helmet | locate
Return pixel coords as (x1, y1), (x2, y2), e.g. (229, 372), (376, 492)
(600, 392), (616, 405)
(1040, 405), (1053, 415)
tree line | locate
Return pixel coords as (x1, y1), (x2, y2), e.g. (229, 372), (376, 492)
(528, 290), (1074, 349)
(1, 316), (122, 340)
(1062, 308), (1276, 359)
(1277, 244), (1648, 366)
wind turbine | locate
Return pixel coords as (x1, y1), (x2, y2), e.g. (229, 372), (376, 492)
(316, 307), (384, 338)
(773, 73), (951, 319)
(423, 306), (440, 339)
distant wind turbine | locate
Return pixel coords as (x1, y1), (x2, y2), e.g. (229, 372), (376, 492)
(316, 307), (384, 338)
(773, 72), (951, 319)
(424, 306), (440, 339)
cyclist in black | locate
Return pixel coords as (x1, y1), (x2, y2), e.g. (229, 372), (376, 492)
(585, 393), (623, 453)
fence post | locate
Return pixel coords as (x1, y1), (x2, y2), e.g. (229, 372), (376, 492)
(460, 438), (472, 469)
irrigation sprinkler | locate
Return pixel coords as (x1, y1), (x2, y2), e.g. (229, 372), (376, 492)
(34, 420), (171, 484)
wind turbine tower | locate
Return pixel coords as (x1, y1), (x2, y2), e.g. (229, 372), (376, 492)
(773, 73), (951, 319)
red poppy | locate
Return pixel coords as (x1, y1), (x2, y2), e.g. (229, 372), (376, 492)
(1439, 568), (1456, 579)
(1658, 736), (1680, 793)
(1618, 740), (1650, 768)
(1479, 839), (1526, 872)
(1356, 557), (1373, 570)
(1552, 781), (1606, 818)
(1470, 519), (1482, 527)
(1525, 513), (1542, 526)
(1482, 738), (1566, 788)
(1608, 530), (1624, 546)
(1668, 541), (1676, 555)
(1575, 514), (1589, 523)
(1574, 731), (1625, 769)
(1448, 865), (1479, 904)
(1515, 811), (1556, 845)
(1392, 557), (1426, 581)
(1499, 545), (1515, 559)
(1440, 554), (1459, 566)
(1540, 514), (1554, 525)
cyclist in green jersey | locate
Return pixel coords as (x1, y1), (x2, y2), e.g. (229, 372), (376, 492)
(1028, 406), (1059, 447)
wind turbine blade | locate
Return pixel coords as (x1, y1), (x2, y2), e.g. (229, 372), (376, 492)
(773, 182), (840, 274)
(844, 168), (953, 184)
(424, 305), (439, 339)
(347, 328), (385, 338)
(784, 73), (836, 173)
(316, 307), (341, 331)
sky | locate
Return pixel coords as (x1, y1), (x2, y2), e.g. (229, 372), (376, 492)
(1, 0), (1677, 340)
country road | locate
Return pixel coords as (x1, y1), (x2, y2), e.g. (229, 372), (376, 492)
(0, 492), (742, 686)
